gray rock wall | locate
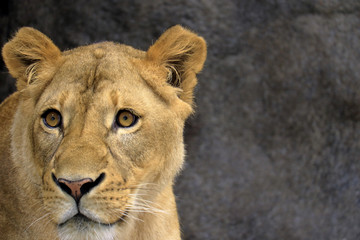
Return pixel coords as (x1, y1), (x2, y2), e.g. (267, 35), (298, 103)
(1, 1), (360, 239)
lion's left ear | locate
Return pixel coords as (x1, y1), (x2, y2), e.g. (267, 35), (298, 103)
(146, 25), (207, 106)
(2, 27), (61, 91)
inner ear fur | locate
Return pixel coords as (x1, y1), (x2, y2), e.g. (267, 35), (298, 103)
(2, 27), (61, 91)
(146, 25), (207, 106)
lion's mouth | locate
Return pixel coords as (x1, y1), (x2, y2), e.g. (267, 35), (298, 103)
(59, 212), (126, 228)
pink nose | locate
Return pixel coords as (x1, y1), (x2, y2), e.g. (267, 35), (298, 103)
(57, 178), (93, 202)
(52, 173), (105, 202)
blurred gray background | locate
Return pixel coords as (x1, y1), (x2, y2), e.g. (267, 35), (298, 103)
(1, 1), (360, 239)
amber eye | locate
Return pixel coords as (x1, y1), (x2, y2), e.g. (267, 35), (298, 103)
(116, 110), (138, 128)
(43, 110), (62, 128)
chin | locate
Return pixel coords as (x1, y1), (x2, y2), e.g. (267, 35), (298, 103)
(57, 214), (118, 240)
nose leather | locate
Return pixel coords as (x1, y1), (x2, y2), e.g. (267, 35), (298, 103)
(57, 178), (93, 202)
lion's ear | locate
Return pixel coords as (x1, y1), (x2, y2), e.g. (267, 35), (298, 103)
(2, 27), (61, 91)
(146, 25), (207, 106)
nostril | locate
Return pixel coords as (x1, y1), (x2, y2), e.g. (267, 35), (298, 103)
(80, 173), (105, 195)
(59, 182), (72, 196)
(52, 173), (72, 196)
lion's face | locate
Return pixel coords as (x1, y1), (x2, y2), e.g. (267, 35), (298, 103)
(2, 26), (206, 239)
(20, 44), (185, 231)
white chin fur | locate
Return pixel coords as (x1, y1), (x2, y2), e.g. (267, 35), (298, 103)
(58, 223), (116, 240)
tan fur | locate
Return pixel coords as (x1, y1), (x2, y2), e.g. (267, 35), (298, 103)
(0, 26), (206, 240)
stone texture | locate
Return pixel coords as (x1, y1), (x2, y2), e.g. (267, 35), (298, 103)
(1, 1), (360, 239)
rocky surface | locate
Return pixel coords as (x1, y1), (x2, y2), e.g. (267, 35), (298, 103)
(1, 1), (360, 239)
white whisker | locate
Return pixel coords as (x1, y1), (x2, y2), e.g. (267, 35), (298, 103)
(25, 212), (51, 232)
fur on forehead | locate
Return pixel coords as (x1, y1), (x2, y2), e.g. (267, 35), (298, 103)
(2, 26), (206, 119)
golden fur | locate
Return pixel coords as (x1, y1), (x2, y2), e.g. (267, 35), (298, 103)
(0, 26), (206, 240)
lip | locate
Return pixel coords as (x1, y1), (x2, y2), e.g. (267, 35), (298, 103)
(58, 213), (125, 228)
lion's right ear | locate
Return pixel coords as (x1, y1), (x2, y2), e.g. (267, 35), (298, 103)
(2, 27), (61, 91)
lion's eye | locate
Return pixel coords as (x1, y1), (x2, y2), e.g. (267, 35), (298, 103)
(116, 110), (138, 128)
(43, 110), (62, 128)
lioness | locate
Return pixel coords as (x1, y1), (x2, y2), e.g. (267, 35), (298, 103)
(0, 25), (206, 240)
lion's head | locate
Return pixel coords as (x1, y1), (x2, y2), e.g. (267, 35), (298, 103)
(2, 26), (206, 239)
